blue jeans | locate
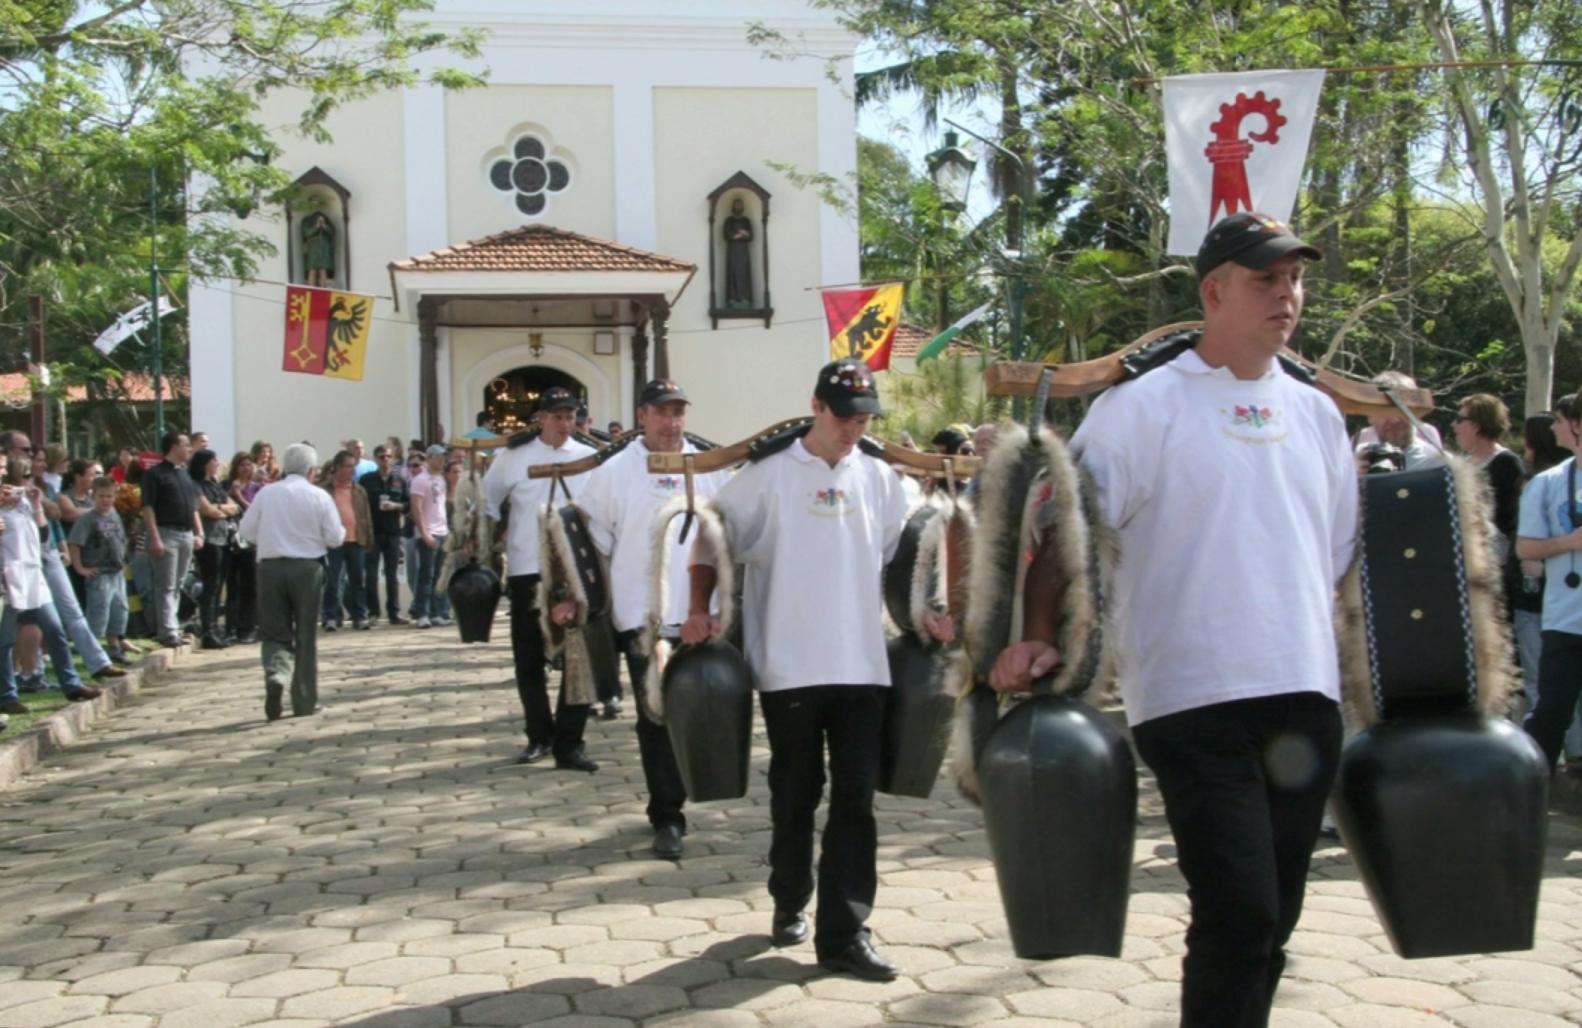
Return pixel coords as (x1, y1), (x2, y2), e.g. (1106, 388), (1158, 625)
(323, 542), (367, 625)
(409, 538), (445, 619)
(85, 571), (129, 640)
(42, 548), (111, 674)
(364, 534), (402, 619)
(0, 601), (85, 702)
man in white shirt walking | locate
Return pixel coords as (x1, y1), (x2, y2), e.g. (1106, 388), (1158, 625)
(992, 213), (1357, 1028)
(238, 442), (346, 721)
(483, 387), (599, 770)
(554, 379), (727, 859)
(682, 361), (953, 981)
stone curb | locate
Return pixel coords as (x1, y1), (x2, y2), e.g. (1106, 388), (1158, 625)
(0, 643), (186, 791)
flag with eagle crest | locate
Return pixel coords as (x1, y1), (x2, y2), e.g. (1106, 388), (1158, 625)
(282, 285), (373, 381)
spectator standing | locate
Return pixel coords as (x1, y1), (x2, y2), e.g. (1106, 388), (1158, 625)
(238, 443), (345, 720)
(360, 445), (410, 625)
(109, 446), (136, 484)
(250, 440), (280, 483)
(141, 432), (203, 648)
(321, 449), (373, 631)
(68, 477), (135, 663)
(191, 449), (240, 649)
(224, 453), (260, 643)
(57, 458), (100, 605)
(1513, 413), (1572, 717)
(408, 444), (450, 628)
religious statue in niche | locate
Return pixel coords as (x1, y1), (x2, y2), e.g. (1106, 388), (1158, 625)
(301, 210), (337, 287)
(723, 197), (754, 307)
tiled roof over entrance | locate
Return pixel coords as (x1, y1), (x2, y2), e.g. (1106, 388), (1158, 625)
(389, 224), (695, 274)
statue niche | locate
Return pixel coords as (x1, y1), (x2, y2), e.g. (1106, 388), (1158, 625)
(287, 167), (351, 290)
(707, 171), (772, 329)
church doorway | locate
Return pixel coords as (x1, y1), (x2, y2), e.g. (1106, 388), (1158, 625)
(484, 365), (585, 435)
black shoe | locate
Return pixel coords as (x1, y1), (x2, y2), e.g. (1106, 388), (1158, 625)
(652, 823), (684, 860)
(92, 665), (129, 680)
(201, 635), (230, 650)
(554, 749), (599, 773)
(387, 614), (410, 626)
(354, 620), (371, 631)
(161, 635), (186, 649)
(516, 742), (552, 765)
(264, 687), (283, 722)
(817, 938), (898, 981)
(295, 705), (325, 717)
(322, 621), (338, 632)
(599, 698), (622, 721)
(1, 699), (29, 715)
(65, 685), (103, 702)
(771, 910), (808, 948)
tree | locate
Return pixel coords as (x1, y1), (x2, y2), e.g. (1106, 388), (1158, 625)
(1421, 0), (1582, 414)
(0, 0), (481, 441)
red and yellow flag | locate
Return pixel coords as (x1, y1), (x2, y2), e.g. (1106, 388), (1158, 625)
(282, 285), (373, 381)
(822, 283), (904, 371)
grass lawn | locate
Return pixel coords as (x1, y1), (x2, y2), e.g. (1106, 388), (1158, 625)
(0, 638), (161, 738)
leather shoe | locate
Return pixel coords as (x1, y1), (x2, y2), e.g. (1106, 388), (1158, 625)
(66, 685), (103, 702)
(652, 823), (684, 860)
(817, 937), (898, 981)
(0, 699), (29, 715)
(554, 749), (599, 773)
(516, 742), (552, 765)
(264, 687), (283, 722)
(771, 910), (808, 948)
(387, 614), (410, 626)
(92, 665), (128, 680)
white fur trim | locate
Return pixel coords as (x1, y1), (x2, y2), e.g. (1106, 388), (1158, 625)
(640, 497), (735, 723)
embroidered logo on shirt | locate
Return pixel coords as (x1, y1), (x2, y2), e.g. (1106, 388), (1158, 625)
(653, 475), (682, 492)
(1219, 403), (1288, 444)
(808, 487), (851, 517)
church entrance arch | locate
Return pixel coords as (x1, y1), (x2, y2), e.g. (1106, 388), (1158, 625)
(484, 365), (585, 435)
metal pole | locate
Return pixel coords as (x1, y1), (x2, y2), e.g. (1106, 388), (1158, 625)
(150, 163), (164, 444)
(28, 295), (45, 444)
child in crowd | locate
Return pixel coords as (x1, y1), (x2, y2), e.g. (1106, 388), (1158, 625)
(68, 476), (137, 663)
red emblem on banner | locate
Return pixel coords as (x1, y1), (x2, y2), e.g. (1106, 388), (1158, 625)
(1204, 91), (1288, 225)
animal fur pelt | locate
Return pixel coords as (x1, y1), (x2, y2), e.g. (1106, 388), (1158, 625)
(951, 423), (1117, 803)
(1335, 454), (1519, 727)
(534, 503), (613, 708)
(905, 497), (975, 642)
(639, 497), (736, 723)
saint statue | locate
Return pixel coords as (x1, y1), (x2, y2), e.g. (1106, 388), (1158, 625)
(301, 210), (337, 288)
(723, 197), (754, 307)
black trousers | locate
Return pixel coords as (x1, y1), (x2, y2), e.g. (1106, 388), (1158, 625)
(1526, 629), (1582, 767)
(226, 546), (256, 637)
(616, 629), (686, 830)
(508, 573), (588, 757)
(759, 684), (884, 958)
(1131, 691), (1341, 1028)
(363, 533), (402, 619)
(195, 542), (229, 639)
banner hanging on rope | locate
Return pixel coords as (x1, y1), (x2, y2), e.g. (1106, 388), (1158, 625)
(1163, 70), (1325, 255)
(822, 283), (904, 371)
(282, 285), (373, 381)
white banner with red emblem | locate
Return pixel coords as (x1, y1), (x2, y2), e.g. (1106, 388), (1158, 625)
(1163, 70), (1325, 256)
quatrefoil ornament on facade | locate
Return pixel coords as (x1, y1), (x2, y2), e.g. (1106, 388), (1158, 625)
(489, 135), (571, 216)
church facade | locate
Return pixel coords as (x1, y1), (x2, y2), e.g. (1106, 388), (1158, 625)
(189, 1), (859, 456)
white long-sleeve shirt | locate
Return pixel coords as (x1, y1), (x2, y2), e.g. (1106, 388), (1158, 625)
(1070, 350), (1359, 726)
(237, 473), (345, 559)
(482, 436), (597, 577)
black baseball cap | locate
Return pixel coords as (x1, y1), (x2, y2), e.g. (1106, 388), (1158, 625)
(1195, 212), (1322, 278)
(639, 379), (689, 406)
(538, 387), (579, 412)
(814, 359), (883, 418)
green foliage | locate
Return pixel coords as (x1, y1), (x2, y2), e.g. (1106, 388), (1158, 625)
(883, 351), (992, 443)
(0, 0), (483, 444)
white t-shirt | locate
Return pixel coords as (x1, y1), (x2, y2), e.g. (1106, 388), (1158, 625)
(704, 438), (908, 693)
(575, 437), (729, 633)
(1071, 350), (1359, 726)
(482, 435), (598, 577)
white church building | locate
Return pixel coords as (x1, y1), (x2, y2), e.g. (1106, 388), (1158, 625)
(189, 1), (860, 456)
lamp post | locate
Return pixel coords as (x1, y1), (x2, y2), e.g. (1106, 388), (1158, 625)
(149, 163), (165, 444)
(945, 119), (1033, 421)
(926, 131), (977, 334)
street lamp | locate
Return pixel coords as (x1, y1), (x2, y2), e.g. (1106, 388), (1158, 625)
(945, 118), (1033, 421)
(926, 131), (976, 215)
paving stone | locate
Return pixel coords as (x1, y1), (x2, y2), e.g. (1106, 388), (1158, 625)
(1445, 1007), (1580, 1028)
(109, 982), (229, 1015)
(456, 992), (572, 1024)
(230, 968), (343, 998)
(345, 956), (454, 987)
(572, 984), (688, 1018)
(394, 973), (510, 1006)
(0, 995), (110, 1027)
(295, 941), (401, 969)
(887, 991), (1011, 1026)
(158, 999), (280, 1028)
(1341, 977), (1470, 1010)
(278, 986), (395, 1020)
(66, 966), (183, 997)
(761, 998), (892, 1026)
(1005, 986), (1128, 1020)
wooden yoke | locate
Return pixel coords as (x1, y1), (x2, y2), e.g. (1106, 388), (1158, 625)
(985, 320), (1436, 419)
(645, 432), (984, 479)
